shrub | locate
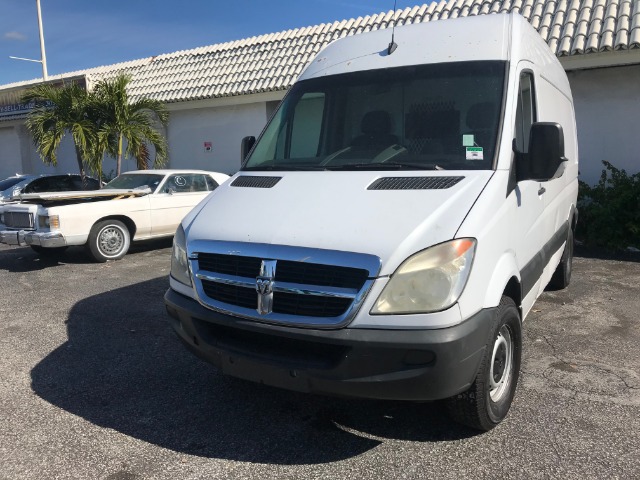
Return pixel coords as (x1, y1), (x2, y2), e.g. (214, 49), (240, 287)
(577, 161), (640, 250)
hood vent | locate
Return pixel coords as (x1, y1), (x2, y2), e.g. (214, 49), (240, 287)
(368, 176), (464, 190)
(231, 176), (282, 188)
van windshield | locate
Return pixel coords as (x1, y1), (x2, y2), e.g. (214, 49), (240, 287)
(244, 61), (506, 171)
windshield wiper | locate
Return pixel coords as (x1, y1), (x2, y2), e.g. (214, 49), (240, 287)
(325, 162), (443, 171)
(242, 165), (326, 171)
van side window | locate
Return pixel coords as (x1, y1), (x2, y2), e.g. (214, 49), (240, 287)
(289, 93), (326, 158)
(514, 72), (536, 152)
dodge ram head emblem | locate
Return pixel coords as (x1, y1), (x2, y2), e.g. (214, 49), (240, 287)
(256, 260), (277, 315)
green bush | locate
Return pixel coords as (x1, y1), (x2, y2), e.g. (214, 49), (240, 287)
(577, 161), (640, 250)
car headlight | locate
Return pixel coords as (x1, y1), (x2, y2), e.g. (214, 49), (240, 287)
(371, 238), (476, 314)
(38, 215), (60, 229)
(171, 224), (192, 286)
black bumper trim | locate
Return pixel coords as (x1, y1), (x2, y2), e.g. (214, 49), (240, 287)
(164, 288), (495, 401)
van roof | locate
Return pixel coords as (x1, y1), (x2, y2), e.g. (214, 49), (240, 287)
(300, 13), (564, 84)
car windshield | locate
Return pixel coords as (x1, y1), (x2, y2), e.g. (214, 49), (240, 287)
(244, 61), (506, 171)
(0, 177), (29, 192)
(104, 173), (164, 192)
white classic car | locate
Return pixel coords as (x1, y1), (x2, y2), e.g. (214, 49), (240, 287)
(0, 169), (229, 262)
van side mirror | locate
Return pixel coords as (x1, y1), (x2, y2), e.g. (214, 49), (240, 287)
(514, 122), (567, 182)
(241, 136), (256, 162)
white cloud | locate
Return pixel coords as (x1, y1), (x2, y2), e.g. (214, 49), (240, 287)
(4, 31), (27, 41)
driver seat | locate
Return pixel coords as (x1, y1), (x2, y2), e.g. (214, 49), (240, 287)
(351, 110), (398, 148)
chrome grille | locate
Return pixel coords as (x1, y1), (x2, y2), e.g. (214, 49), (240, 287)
(197, 253), (368, 289)
(200, 280), (353, 317)
(3, 211), (35, 229)
(189, 241), (381, 327)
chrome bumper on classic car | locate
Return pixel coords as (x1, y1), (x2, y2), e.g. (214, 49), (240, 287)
(0, 229), (66, 248)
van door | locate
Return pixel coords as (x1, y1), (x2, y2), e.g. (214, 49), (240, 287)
(535, 76), (577, 288)
(511, 70), (548, 315)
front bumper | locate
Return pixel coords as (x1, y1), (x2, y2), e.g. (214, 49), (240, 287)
(0, 229), (26, 245)
(0, 229), (66, 248)
(164, 288), (494, 401)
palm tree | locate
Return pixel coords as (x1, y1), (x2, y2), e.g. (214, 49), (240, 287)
(92, 74), (169, 176)
(22, 81), (99, 184)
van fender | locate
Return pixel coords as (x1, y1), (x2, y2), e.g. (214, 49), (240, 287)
(483, 251), (521, 309)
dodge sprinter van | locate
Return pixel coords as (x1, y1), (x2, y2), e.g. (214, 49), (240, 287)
(165, 13), (579, 431)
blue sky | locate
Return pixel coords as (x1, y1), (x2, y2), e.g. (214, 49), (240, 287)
(0, 0), (423, 86)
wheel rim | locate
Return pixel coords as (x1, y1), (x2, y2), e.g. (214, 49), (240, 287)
(98, 225), (125, 256)
(489, 325), (513, 402)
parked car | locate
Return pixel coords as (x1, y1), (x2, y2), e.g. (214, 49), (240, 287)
(0, 174), (101, 203)
(0, 170), (229, 261)
(164, 13), (579, 431)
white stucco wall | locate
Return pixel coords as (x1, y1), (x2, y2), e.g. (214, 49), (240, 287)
(0, 126), (22, 179)
(166, 98), (276, 175)
(0, 121), (90, 178)
(567, 64), (640, 185)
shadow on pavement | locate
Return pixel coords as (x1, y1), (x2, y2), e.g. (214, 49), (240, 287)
(0, 238), (173, 272)
(575, 244), (640, 263)
(31, 277), (476, 464)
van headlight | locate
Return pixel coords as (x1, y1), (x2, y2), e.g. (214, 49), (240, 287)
(171, 224), (192, 286)
(371, 238), (476, 314)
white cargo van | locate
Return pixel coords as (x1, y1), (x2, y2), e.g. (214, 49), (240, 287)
(165, 13), (578, 430)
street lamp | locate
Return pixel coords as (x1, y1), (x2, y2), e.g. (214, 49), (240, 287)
(9, 0), (49, 81)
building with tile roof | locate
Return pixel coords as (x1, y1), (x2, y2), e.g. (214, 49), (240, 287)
(1, 1), (639, 182)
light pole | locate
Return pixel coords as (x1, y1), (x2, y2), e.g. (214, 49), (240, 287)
(36, 0), (48, 81)
(9, 0), (49, 81)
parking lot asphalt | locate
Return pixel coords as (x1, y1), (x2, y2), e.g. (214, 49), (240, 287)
(0, 241), (638, 480)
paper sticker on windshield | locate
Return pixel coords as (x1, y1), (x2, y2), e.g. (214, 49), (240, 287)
(462, 134), (475, 147)
(466, 147), (483, 160)
(174, 176), (186, 186)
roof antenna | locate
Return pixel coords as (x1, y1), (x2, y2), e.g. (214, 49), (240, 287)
(387, 0), (398, 54)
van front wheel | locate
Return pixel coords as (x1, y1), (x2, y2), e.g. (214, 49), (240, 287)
(445, 296), (522, 431)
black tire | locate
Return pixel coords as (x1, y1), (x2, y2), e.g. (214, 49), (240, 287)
(446, 296), (522, 431)
(87, 219), (131, 262)
(30, 245), (68, 256)
(548, 227), (573, 290)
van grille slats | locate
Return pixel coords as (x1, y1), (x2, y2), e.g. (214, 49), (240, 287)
(368, 176), (464, 190)
(202, 281), (257, 309)
(198, 253), (262, 277)
(273, 291), (352, 317)
(200, 280), (353, 317)
(231, 176), (282, 188)
(3, 212), (35, 229)
(197, 253), (368, 290)
(275, 261), (368, 289)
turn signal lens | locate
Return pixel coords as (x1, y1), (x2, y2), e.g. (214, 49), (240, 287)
(38, 215), (60, 229)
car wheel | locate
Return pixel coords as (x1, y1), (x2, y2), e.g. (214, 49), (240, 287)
(87, 220), (131, 262)
(548, 227), (573, 290)
(445, 296), (522, 431)
(30, 245), (68, 256)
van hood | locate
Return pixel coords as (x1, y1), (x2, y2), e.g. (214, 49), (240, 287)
(186, 171), (493, 276)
